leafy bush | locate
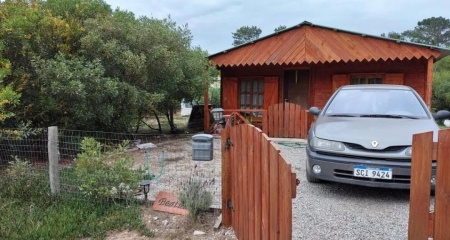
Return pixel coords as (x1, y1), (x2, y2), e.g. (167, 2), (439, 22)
(0, 157), (50, 200)
(178, 179), (212, 221)
(74, 137), (143, 201)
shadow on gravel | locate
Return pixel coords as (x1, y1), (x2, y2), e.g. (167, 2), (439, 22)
(308, 181), (411, 202)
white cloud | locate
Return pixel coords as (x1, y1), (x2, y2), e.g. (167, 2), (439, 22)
(105, 0), (450, 54)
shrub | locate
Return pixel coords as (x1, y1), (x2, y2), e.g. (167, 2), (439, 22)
(74, 137), (143, 201)
(178, 179), (212, 221)
(0, 157), (49, 200)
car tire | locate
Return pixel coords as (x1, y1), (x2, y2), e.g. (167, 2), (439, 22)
(306, 170), (322, 183)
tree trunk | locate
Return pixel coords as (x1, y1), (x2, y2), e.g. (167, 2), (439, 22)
(153, 111), (162, 134)
(166, 109), (177, 134)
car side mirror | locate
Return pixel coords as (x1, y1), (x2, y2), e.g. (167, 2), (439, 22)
(309, 107), (321, 116)
(434, 110), (450, 120)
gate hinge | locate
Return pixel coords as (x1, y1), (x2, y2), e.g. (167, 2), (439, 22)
(225, 138), (233, 149)
(227, 199), (234, 211)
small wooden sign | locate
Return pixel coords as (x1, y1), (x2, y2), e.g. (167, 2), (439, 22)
(153, 191), (189, 215)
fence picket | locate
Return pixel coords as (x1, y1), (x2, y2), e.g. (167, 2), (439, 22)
(263, 103), (309, 139)
(222, 113), (296, 239)
(408, 131), (433, 239)
(435, 129), (450, 239)
(408, 129), (450, 240)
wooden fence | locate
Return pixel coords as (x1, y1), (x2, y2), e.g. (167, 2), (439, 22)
(221, 114), (298, 240)
(408, 129), (450, 240)
(262, 102), (309, 139)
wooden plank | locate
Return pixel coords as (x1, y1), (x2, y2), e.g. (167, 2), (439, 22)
(429, 212), (434, 238)
(278, 103), (284, 138)
(236, 125), (246, 239)
(284, 103), (289, 138)
(300, 110), (307, 139)
(434, 129), (450, 239)
(269, 142), (280, 240)
(294, 105), (301, 138)
(240, 124), (247, 240)
(291, 172), (298, 198)
(289, 103), (295, 138)
(261, 134), (270, 240)
(221, 123), (232, 226)
(424, 58), (433, 107)
(247, 125), (255, 240)
(268, 105), (274, 137)
(231, 126), (241, 236)
(262, 110), (268, 134)
(254, 127), (262, 240)
(279, 160), (292, 240)
(408, 131), (433, 240)
(273, 104), (279, 138)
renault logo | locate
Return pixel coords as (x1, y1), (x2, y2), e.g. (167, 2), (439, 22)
(371, 141), (379, 148)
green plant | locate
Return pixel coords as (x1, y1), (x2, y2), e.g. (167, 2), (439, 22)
(178, 179), (212, 221)
(74, 137), (143, 201)
(0, 193), (149, 239)
(0, 157), (50, 200)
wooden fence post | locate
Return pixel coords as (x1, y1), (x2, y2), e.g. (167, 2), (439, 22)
(221, 121), (232, 226)
(408, 131), (433, 239)
(48, 126), (60, 195)
(435, 129), (450, 239)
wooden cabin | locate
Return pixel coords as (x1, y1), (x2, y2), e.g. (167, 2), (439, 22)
(207, 21), (450, 136)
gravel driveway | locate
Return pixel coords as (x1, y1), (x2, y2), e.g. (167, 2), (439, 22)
(275, 140), (411, 240)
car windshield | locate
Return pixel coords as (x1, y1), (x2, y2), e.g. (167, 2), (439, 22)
(323, 88), (429, 118)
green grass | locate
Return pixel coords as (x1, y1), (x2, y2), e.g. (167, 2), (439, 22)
(0, 194), (151, 239)
(0, 169), (151, 240)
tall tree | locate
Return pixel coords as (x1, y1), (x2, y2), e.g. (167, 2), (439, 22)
(0, 0), (209, 133)
(402, 17), (450, 47)
(0, 42), (20, 123)
(232, 26), (262, 46)
(274, 25), (287, 32)
(380, 32), (405, 40)
(432, 56), (450, 112)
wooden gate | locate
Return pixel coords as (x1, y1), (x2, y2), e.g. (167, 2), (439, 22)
(408, 129), (450, 240)
(262, 102), (309, 138)
(221, 115), (298, 239)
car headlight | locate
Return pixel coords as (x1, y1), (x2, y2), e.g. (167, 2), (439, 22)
(405, 146), (412, 156)
(311, 137), (345, 151)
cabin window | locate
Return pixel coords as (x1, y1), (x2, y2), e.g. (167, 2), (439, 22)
(351, 75), (383, 85)
(239, 78), (264, 109)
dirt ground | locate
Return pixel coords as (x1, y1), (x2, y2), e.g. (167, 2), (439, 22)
(104, 135), (237, 239)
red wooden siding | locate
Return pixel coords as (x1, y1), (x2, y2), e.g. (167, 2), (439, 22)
(263, 102), (309, 138)
(210, 23), (441, 67)
(221, 121), (297, 239)
(263, 77), (279, 109)
(332, 74), (349, 92)
(222, 77), (238, 109)
(408, 129), (450, 239)
(384, 73), (404, 85)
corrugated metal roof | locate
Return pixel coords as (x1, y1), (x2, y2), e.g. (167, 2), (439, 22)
(209, 21), (450, 67)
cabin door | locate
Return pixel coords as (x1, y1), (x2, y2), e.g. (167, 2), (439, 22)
(283, 70), (309, 109)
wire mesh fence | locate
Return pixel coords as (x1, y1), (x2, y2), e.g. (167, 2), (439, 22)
(0, 127), (222, 207)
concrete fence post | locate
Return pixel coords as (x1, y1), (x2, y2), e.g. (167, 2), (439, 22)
(48, 126), (60, 195)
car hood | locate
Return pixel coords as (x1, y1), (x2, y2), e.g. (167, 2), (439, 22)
(313, 117), (439, 149)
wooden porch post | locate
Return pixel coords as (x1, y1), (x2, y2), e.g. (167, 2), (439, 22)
(425, 57), (434, 108)
(204, 80), (210, 132)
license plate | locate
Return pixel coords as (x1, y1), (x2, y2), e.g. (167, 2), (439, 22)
(353, 165), (392, 179)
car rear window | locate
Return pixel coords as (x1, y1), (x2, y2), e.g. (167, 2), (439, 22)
(323, 89), (429, 118)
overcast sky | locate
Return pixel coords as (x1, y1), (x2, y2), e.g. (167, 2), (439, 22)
(104, 0), (450, 55)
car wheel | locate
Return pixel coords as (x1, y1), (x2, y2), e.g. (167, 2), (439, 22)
(306, 169), (322, 183)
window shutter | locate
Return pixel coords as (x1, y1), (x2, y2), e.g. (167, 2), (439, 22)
(221, 77), (238, 110)
(332, 74), (350, 92)
(263, 77), (279, 109)
(384, 73), (404, 85)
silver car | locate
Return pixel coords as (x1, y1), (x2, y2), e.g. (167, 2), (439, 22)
(306, 84), (450, 189)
